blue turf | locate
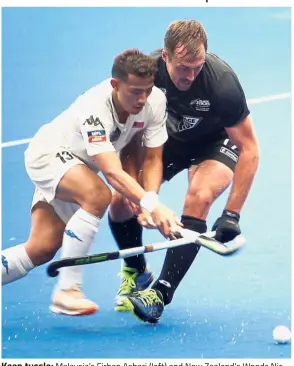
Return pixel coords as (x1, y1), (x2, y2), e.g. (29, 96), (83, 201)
(1, 7), (291, 359)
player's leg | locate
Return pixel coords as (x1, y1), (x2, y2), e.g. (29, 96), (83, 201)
(109, 191), (145, 273)
(110, 143), (185, 302)
(117, 140), (238, 322)
(25, 144), (112, 313)
(116, 161), (233, 322)
(2, 199), (65, 285)
(151, 159), (233, 303)
(109, 191), (154, 299)
(51, 164), (112, 315)
(108, 137), (153, 298)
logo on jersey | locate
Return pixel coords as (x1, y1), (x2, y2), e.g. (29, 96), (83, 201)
(83, 115), (105, 128)
(133, 121), (144, 128)
(178, 115), (201, 132)
(190, 98), (210, 112)
(87, 130), (106, 143)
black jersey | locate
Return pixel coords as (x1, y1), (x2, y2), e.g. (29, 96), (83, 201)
(151, 50), (250, 149)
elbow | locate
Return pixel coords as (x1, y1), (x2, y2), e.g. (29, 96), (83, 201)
(251, 151), (260, 169)
(250, 143), (260, 161)
(240, 142), (260, 165)
(252, 140), (260, 162)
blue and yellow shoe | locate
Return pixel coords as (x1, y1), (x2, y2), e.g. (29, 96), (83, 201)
(115, 266), (154, 306)
(115, 288), (164, 324)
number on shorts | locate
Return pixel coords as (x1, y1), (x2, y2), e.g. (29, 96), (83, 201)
(56, 151), (74, 163)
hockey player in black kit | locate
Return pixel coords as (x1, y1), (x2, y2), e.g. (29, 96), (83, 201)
(110, 20), (259, 323)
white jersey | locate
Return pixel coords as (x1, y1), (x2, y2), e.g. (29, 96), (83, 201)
(25, 79), (168, 171)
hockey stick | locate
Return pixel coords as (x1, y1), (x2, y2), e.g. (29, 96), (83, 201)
(47, 230), (245, 277)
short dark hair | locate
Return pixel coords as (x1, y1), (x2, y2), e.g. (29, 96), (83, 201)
(112, 49), (157, 81)
(164, 20), (208, 59)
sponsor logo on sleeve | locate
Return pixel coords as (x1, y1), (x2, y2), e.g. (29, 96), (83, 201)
(87, 130), (106, 143)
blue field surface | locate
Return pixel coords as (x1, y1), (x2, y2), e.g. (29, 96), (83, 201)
(1, 7), (292, 360)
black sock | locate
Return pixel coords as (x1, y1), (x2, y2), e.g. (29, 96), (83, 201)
(108, 214), (146, 273)
(152, 215), (207, 305)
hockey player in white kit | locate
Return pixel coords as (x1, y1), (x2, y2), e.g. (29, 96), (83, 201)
(1, 49), (181, 316)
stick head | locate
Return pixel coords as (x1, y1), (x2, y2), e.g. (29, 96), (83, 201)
(173, 228), (201, 241)
(47, 263), (60, 277)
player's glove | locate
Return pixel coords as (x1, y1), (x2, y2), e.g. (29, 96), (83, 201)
(212, 210), (241, 243)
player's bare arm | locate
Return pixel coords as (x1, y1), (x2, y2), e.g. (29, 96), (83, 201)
(118, 134), (164, 216)
(120, 131), (144, 181)
(94, 151), (146, 205)
(137, 144), (166, 229)
(118, 132), (164, 191)
(224, 114), (260, 213)
(94, 151), (181, 237)
(117, 132), (144, 215)
(139, 145), (163, 193)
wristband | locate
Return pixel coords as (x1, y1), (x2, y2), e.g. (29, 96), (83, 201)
(223, 210), (240, 222)
(140, 191), (160, 213)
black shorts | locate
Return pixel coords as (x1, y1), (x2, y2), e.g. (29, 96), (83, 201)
(162, 137), (239, 182)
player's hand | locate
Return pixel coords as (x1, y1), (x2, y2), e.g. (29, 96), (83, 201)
(151, 204), (183, 238)
(212, 210), (241, 243)
(137, 210), (157, 229)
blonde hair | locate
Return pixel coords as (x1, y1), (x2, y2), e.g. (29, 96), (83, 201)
(164, 20), (208, 59)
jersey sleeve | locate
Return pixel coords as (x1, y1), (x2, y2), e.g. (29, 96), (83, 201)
(213, 71), (250, 128)
(79, 113), (116, 156)
(142, 89), (168, 148)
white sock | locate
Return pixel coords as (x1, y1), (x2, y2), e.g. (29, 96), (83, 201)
(2, 244), (34, 285)
(57, 208), (101, 290)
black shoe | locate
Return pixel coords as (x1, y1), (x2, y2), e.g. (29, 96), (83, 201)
(115, 288), (164, 324)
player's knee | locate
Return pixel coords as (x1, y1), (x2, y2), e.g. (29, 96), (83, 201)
(186, 188), (214, 209)
(109, 192), (132, 221)
(110, 191), (124, 209)
(25, 241), (61, 266)
(41, 245), (60, 264)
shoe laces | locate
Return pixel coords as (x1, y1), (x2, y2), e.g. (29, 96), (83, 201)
(136, 289), (162, 307)
(118, 269), (138, 292)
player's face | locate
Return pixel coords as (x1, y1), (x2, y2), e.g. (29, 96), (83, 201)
(163, 45), (206, 91)
(113, 74), (154, 115)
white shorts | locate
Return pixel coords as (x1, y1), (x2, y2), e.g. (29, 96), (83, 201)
(25, 145), (85, 224)
(31, 189), (80, 224)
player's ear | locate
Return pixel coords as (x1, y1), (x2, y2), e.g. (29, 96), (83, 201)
(162, 49), (168, 62)
(110, 78), (119, 90)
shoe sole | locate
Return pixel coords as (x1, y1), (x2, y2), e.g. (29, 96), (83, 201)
(49, 305), (98, 316)
(115, 298), (142, 321)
